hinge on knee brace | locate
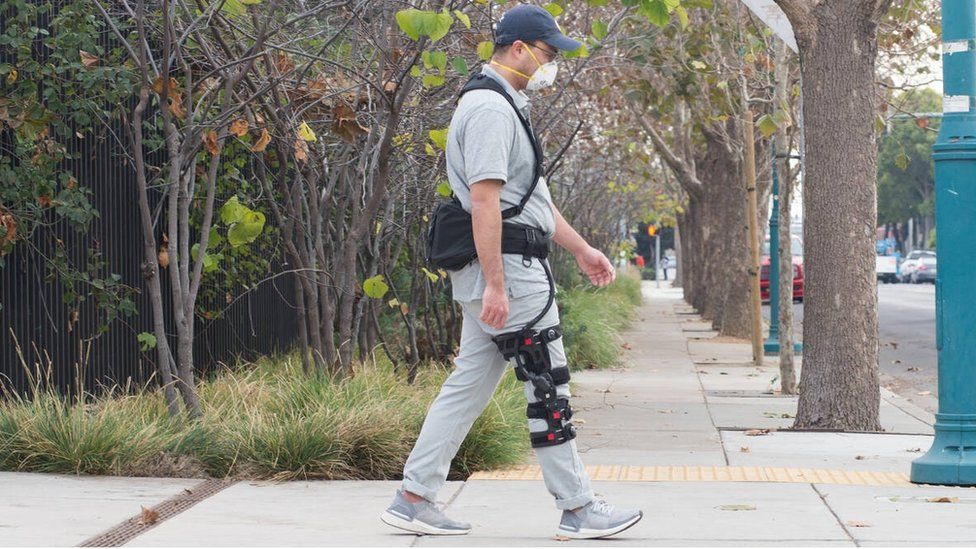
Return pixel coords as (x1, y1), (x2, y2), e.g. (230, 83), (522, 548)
(527, 398), (576, 447)
(491, 325), (562, 381)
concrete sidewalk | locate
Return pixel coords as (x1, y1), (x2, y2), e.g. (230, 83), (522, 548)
(4, 282), (976, 546)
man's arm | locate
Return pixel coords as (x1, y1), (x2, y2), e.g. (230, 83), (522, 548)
(470, 179), (509, 329)
(550, 202), (616, 288)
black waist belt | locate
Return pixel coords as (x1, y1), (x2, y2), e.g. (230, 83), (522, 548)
(426, 199), (550, 271)
(502, 223), (550, 265)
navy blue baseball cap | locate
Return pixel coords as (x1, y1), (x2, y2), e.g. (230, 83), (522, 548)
(494, 4), (582, 52)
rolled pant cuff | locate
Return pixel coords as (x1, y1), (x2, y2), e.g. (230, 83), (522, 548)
(401, 478), (438, 502)
(554, 491), (595, 511)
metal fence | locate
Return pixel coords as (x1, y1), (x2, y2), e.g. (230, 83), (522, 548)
(0, 1), (298, 400)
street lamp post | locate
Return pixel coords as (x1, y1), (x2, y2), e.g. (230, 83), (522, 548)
(763, 144), (803, 356)
(911, 0), (976, 486)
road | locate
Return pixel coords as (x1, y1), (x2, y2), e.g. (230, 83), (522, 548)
(763, 282), (938, 413)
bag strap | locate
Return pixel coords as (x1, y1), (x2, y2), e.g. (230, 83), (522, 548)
(458, 73), (543, 220)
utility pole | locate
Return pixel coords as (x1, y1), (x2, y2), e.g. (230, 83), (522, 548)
(911, 0), (976, 486)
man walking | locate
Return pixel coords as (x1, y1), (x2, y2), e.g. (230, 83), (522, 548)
(381, 4), (643, 540)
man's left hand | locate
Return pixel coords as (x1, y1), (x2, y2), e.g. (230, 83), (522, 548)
(575, 246), (615, 288)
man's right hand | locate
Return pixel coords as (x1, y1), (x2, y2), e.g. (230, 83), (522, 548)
(480, 282), (509, 330)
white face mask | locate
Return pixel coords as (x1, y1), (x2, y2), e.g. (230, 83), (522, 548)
(526, 60), (558, 91)
(491, 42), (559, 91)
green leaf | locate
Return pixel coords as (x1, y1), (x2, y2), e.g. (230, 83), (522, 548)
(430, 51), (447, 72)
(208, 226), (223, 249)
(395, 9), (454, 42)
(429, 128), (449, 150)
(227, 210), (266, 247)
(476, 41), (494, 61)
(756, 114), (778, 138)
(640, 0), (671, 27)
(137, 332), (157, 352)
(675, 6), (689, 30)
(436, 180), (453, 197)
(362, 275), (389, 299)
(564, 43), (589, 59)
(454, 10), (471, 29)
(544, 3), (564, 17)
(592, 20), (609, 40)
(452, 56), (469, 76)
(691, 60), (707, 70)
(420, 267), (439, 283)
(396, 9), (423, 40)
(220, 196), (247, 225)
(895, 150), (910, 170)
(422, 73), (446, 88)
(586, 0), (609, 6)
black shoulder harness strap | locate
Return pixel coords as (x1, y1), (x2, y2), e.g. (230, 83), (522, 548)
(458, 73), (543, 220)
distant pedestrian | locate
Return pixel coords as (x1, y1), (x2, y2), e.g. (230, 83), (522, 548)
(661, 256), (669, 280)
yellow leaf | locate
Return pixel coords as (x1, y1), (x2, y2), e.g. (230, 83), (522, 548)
(229, 119), (249, 137)
(79, 50), (99, 68)
(5, 69), (16, 85)
(298, 121), (317, 142)
(203, 130), (220, 156)
(387, 298), (400, 308)
(293, 138), (309, 163)
(251, 128), (271, 152)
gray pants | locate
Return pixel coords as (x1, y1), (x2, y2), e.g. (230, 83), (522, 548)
(401, 290), (594, 510)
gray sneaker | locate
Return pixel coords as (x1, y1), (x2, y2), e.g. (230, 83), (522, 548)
(380, 490), (472, 536)
(558, 499), (643, 539)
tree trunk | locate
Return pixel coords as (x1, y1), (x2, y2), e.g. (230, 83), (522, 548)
(774, 40), (797, 395)
(783, 0), (886, 430)
(699, 124), (751, 338)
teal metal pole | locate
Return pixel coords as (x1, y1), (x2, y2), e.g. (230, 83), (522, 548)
(911, 0), (976, 486)
(764, 144), (782, 355)
(763, 146), (803, 356)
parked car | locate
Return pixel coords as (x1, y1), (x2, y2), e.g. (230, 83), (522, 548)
(912, 255), (937, 284)
(899, 250), (936, 283)
(760, 256), (803, 303)
(760, 235), (803, 303)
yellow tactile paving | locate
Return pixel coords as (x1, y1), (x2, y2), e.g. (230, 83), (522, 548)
(468, 465), (912, 486)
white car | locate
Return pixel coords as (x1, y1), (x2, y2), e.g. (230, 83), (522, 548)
(898, 250), (936, 283)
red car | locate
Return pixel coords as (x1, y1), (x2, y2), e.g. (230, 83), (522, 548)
(760, 256), (803, 303)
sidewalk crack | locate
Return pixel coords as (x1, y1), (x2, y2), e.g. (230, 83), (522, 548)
(810, 483), (860, 547)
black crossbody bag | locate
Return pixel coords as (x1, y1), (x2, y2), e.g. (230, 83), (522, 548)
(425, 73), (546, 271)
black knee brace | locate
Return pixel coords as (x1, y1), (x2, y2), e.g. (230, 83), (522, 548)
(492, 325), (576, 448)
(527, 397), (576, 447)
(491, 325), (570, 385)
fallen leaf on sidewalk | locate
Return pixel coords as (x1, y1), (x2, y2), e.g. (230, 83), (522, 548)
(906, 447), (922, 453)
(846, 521), (871, 528)
(740, 446), (750, 453)
(891, 359), (901, 364)
(917, 390), (932, 396)
(907, 366), (920, 372)
(744, 429), (771, 436)
(622, 342), (632, 350)
(717, 504), (756, 511)
(926, 496), (959, 503)
(552, 535), (572, 541)
(658, 409), (675, 414)
(137, 505), (159, 525)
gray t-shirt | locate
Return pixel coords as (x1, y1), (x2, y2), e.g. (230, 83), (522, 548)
(445, 64), (557, 303)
